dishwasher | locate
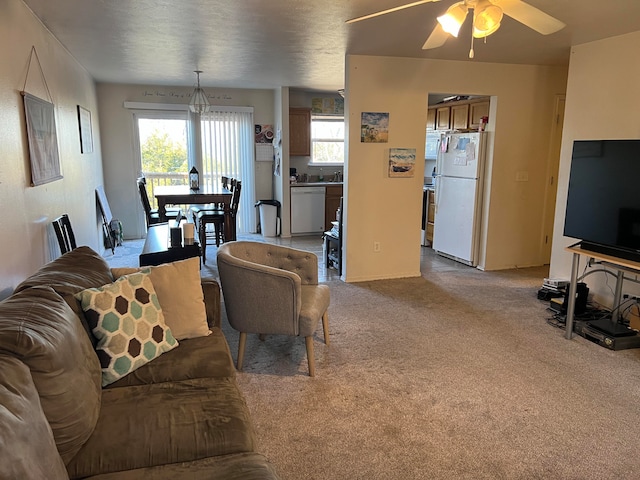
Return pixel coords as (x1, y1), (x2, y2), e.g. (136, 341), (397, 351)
(291, 186), (325, 234)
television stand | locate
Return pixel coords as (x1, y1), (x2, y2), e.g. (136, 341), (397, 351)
(564, 244), (640, 342)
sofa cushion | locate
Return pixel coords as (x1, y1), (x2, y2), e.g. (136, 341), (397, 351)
(66, 377), (256, 479)
(75, 271), (178, 387)
(0, 286), (102, 464)
(0, 354), (70, 480)
(14, 246), (114, 346)
(79, 452), (281, 480)
(106, 328), (236, 388)
(111, 257), (210, 340)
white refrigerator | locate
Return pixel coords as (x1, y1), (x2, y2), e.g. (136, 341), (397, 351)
(433, 132), (487, 266)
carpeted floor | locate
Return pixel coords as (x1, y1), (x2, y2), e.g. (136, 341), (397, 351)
(104, 237), (640, 480)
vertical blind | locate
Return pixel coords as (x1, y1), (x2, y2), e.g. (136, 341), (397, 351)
(200, 106), (256, 234)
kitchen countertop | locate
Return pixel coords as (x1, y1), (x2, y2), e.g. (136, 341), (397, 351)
(290, 182), (343, 187)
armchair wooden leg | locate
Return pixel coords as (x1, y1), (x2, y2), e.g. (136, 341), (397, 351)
(258, 334), (266, 341)
(305, 336), (315, 377)
(322, 311), (329, 346)
(237, 332), (247, 371)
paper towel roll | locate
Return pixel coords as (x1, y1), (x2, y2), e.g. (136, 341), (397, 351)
(182, 222), (195, 245)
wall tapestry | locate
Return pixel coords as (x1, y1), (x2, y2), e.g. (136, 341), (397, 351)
(23, 92), (62, 186)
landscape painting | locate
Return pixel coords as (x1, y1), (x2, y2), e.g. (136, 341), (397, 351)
(361, 112), (389, 143)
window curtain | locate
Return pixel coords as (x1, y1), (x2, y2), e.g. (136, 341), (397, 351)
(200, 106), (256, 234)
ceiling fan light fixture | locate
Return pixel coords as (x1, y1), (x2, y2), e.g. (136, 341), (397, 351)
(472, 1), (503, 38)
(437, 2), (468, 38)
(189, 70), (211, 115)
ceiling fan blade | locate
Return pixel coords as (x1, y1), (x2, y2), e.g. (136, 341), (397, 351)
(494, 0), (566, 35)
(422, 24), (449, 50)
(346, 0), (441, 24)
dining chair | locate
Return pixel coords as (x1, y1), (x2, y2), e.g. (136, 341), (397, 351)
(52, 214), (77, 255)
(137, 177), (182, 229)
(189, 176), (234, 225)
(197, 180), (241, 264)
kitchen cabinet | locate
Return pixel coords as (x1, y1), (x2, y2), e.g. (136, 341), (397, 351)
(426, 108), (436, 130)
(427, 97), (490, 131)
(324, 184), (343, 231)
(469, 101), (490, 129)
(451, 104), (470, 130)
(289, 107), (311, 156)
(435, 107), (450, 130)
(426, 188), (435, 244)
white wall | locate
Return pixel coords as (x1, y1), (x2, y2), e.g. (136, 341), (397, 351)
(549, 31), (640, 304)
(344, 55), (568, 281)
(96, 83), (275, 238)
(0, 0), (103, 297)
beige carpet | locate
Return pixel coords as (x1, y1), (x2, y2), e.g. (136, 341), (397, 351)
(104, 240), (640, 479)
(222, 268), (640, 480)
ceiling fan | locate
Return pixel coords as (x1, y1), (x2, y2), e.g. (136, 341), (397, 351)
(346, 0), (565, 58)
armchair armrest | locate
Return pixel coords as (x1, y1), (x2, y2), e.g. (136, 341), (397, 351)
(201, 277), (221, 329)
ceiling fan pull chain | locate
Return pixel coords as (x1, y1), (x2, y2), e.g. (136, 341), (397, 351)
(469, 12), (475, 59)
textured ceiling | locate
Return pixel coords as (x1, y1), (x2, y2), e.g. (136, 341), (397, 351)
(21, 0), (640, 91)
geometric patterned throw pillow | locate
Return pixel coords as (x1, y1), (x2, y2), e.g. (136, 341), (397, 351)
(75, 271), (178, 386)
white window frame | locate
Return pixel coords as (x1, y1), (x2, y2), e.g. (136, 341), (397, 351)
(309, 115), (345, 167)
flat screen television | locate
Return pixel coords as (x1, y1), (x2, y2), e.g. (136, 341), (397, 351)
(564, 139), (640, 262)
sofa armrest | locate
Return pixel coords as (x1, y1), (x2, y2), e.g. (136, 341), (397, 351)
(201, 278), (221, 329)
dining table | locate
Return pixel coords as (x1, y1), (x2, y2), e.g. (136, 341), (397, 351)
(154, 184), (235, 241)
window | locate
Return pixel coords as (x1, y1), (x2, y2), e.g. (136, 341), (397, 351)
(130, 105), (256, 233)
(200, 106), (256, 234)
(311, 116), (344, 165)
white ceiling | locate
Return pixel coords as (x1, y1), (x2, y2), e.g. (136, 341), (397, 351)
(21, 0), (640, 92)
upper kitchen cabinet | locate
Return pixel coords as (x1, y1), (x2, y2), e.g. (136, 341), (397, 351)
(435, 106), (450, 130)
(468, 101), (490, 129)
(289, 107), (311, 156)
(427, 97), (490, 131)
(426, 108), (436, 130)
(451, 104), (470, 130)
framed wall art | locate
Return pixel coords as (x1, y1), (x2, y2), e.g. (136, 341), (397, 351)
(361, 112), (389, 143)
(388, 148), (416, 178)
(22, 92), (62, 186)
(77, 105), (94, 153)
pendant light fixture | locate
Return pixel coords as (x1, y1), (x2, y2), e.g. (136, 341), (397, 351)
(189, 70), (210, 115)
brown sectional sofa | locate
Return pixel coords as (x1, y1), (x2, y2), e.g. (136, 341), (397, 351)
(0, 246), (280, 479)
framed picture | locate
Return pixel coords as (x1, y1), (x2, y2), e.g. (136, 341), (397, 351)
(77, 105), (93, 153)
(22, 92), (62, 186)
(388, 148), (416, 178)
(361, 112), (389, 143)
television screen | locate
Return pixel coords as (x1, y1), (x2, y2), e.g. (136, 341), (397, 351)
(564, 139), (640, 262)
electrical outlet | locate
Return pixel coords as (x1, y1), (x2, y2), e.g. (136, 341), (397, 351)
(373, 241), (381, 253)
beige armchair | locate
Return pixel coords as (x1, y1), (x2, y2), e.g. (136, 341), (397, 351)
(217, 241), (330, 376)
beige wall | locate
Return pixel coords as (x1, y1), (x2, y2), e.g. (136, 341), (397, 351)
(96, 83), (276, 239)
(344, 55), (568, 281)
(549, 31), (640, 303)
(0, 0), (103, 297)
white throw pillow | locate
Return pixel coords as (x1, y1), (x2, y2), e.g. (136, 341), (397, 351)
(111, 257), (211, 340)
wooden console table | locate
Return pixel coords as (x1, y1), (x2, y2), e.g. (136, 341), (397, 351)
(139, 223), (201, 267)
(564, 245), (640, 339)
